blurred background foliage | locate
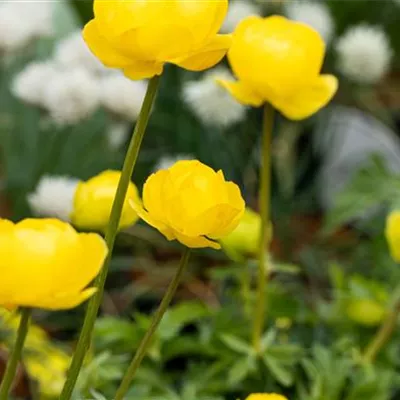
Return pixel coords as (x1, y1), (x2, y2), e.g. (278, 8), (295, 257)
(0, 0), (400, 399)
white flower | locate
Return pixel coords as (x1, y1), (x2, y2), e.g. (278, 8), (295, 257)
(182, 67), (247, 128)
(11, 61), (58, 106)
(336, 25), (393, 84)
(100, 73), (147, 121)
(54, 30), (106, 74)
(0, 1), (53, 52)
(154, 154), (195, 172)
(286, 1), (334, 43)
(43, 67), (100, 124)
(221, 0), (262, 33)
(107, 121), (130, 150)
(28, 176), (80, 221)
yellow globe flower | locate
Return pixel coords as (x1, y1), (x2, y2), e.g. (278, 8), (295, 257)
(246, 394), (288, 400)
(131, 160), (245, 249)
(218, 15), (338, 120)
(71, 170), (140, 231)
(83, 0), (231, 80)
(385, 211), (400, 262)
(346, 298), (386, 327)
(0, 219), (107, 310)
(220, 207), (261, 260)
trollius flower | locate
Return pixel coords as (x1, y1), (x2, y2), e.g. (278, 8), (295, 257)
(132, 160), (245, 249)
(0, 218), (107, 310)
(71, 170), (140, 231)
(218, 15), (338, 120)
(83, 0), (231, 80)
(246, 394), (288, 400)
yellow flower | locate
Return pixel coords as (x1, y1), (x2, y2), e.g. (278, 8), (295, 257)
(220, 207), (261, 260)
(385, 211), (400, 262)
(0, 218), (107, 310)
(131, 160), (245, 249)
(83, 0), (231, 80)
(71, 170), (140, 231)
(246, 394), (288, 400)
(346, 298), (386, 327)
(218, 15), (338, 120)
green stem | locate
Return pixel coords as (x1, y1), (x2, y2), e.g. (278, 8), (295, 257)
(114, 248), (191, 400)
(0, 308), (31, 400)
(59, 75), (160, 400)
(252, 103), (274, 353)
(362, 299), (400, 363)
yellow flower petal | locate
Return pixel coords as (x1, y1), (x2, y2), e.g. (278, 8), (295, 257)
(0, 219), (107, 310)
(83, 20), (134, 68)
(217, 79), (264, 107)
(172, 34), (232, 71)
(246, 394), (288, 400)
(385, 211), (400, 262)
(273, 74), (338, 120)
(35, 288), (98, 310)
(173, 231), (221, 250)
(71, 170), (139, 231)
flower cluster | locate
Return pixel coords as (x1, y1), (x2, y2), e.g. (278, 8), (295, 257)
(0, 1), (53, 54)
(12, 29), (148, 125)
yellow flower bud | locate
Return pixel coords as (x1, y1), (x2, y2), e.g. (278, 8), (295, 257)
(131, 160), (245, 249)
(346, 298), (386, 327)
(0, 218), (107, 310)
(83, 0), (231, 80)
(220, 207), (261, 260)
(71, 170), (140, 231)
(246, 394), (288, 400)
(218, 15), (338, 120)
(385, 211), (400, 262)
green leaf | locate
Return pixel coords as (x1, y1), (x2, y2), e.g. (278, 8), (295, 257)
(219, 334), (253, 355)
(158, 301), (212, 340)
(263, 355), (294, 386)
(228, 356), (255, 386)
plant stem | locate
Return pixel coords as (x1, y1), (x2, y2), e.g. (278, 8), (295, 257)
(0, 308), (31, 400)
(252, 103), (274, 353)
(114, 248), (191, 400)
(59, 75), (160, 400)
(363, 299), (400, 363)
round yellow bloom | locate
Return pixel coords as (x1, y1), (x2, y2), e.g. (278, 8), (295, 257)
(71, 170), (140, 231)
(385, 211), (400, 262)
(83, 0), (231, 80)
(218, 15), (338, 120)
(131, 160), (245, 249)
(0, 219), (107, 310)
(246, 394), (288, 400)
(220, 207), (261, 260)
(346, 298), (386, 327)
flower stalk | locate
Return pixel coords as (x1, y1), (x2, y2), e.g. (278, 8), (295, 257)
(0, 308), (31, 400)
(114, 248), (191, 400)
(59, 75), (161, 400)
(253, 103), (274, 353)
(363, 298), (400, 364)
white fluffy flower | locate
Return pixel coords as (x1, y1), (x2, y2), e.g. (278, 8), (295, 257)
(154, 154), (195, 172)
(28, 176), (80, 221)
(54, 30), (106, 73)
(100, 73), (147, 121)
(0, 1), (53, 52)
(43, 67), (100, 124)
(12, 61), (58, 106)
(221, 0), (262, 33)
(286, 1), (334, 43)
(336, 25), (393, 84)
(182, 67), (247, 128)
